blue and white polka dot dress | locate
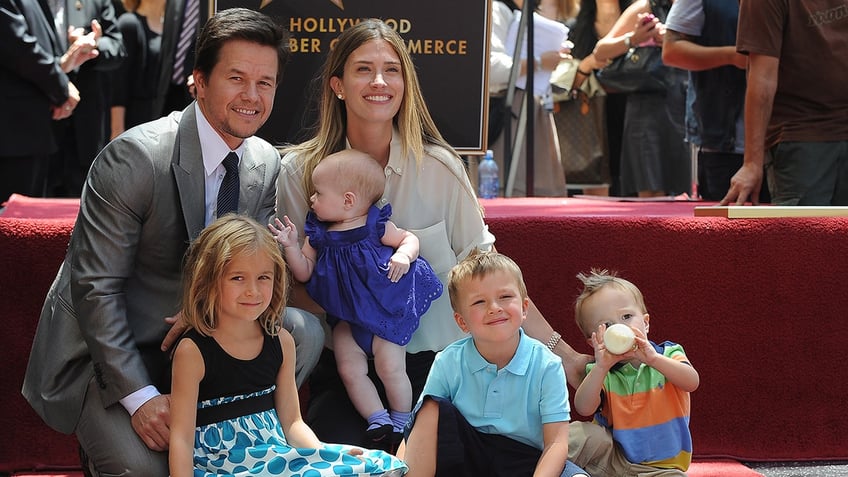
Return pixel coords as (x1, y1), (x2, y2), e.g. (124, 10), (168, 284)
(181, 330), (407, 477)
(193, 389), (406, 476)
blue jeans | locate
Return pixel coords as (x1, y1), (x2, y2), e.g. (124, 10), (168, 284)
(561, 459), (590, 477)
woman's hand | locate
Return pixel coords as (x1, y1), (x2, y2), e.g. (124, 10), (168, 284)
(631, 12), (661, 46)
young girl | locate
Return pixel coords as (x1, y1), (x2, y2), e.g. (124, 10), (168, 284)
(169, 214), (407, 477)
(270, 149), (443, 444)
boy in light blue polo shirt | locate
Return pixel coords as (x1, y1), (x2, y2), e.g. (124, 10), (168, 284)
(398, 251), (587, 477)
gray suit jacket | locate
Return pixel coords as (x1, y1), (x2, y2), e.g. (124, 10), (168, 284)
(22, 104), (281, 434)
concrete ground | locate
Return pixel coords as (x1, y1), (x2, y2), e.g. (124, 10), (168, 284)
(746, 461), (848, 477)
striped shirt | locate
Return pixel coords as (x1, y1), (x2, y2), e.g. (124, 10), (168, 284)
(587, 341), (693, 471)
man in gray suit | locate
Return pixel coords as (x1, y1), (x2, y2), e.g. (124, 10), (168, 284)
(22, 8), (324, 476)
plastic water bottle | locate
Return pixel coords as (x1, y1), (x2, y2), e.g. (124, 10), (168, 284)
(478, 150), (499, 199)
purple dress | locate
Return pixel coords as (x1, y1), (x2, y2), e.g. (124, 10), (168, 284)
(304, 204), (443, 350)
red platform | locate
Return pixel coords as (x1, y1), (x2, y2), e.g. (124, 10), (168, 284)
(4, 194), (845, 475)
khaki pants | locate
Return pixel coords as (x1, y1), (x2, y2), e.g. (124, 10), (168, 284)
(568, 421), (687, 477)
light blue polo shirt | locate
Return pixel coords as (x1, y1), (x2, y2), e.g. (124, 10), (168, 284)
(419, 328), (570, 449)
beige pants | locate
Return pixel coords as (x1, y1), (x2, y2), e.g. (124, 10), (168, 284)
(489, 89), (567, 197)
(568, 421), (688, 477)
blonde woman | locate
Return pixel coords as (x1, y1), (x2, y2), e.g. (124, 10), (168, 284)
(277, 18), (590, 449)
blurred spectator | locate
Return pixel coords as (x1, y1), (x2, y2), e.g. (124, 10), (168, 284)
(568, 0), (633, 196)
(0, 0), (90, 200)
(490, 0), (574, 197)
(110, 0), (164, 138)
(663, 0), (768, 202)
(46, 0), (124, 196)
(562, 0), (632, 196)
(721, 0), (848, 206)
(594, 0), (689, 197)
(155, 0), (203, 117)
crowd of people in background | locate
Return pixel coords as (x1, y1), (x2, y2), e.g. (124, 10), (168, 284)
(1, 0), (198, 202)
(4, 0), (846, 205)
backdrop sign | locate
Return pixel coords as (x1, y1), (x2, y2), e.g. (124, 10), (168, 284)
(213, 0), (491, 153)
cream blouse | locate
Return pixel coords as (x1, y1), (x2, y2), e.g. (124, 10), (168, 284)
(277, 128), (495, 353)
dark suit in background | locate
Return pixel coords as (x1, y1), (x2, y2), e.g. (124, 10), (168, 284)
(48, 0), (124, 196)
(0, 0), (70, 200)
(154, 0), (205, 117)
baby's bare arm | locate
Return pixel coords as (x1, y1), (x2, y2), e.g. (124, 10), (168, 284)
(269, 216), (315, 282)
(382, 220), (418, 282)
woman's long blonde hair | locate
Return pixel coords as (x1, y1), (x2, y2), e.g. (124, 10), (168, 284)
(282, 18), (462, 198)
(180, 214), (288, 337)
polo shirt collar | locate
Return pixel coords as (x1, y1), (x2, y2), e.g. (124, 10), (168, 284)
(463, 328), (531, 376)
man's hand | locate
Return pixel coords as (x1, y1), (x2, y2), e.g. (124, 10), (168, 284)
(719, 161), (764, 206)
(161, 312), (187, 353)
(130, 394), (171, 451)
(60, 20), (102, 72)
(52, 81), (80, 120)
(69, 19), (103, 52)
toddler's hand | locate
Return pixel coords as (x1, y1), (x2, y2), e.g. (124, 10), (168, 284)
(268, 216), (299, 248)
(387, 252), (411, 282)
(630, 326), (658, 364)
(591, 324), (629, 369)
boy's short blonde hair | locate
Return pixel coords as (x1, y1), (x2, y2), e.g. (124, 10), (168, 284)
(574, 268), (647, 337)
(448, 250), (528, 311)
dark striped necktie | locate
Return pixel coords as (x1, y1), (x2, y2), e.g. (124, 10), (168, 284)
(172, 0), (200, 84)
(217, 152), (239, 217)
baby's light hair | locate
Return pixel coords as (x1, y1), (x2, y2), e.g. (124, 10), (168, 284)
(317, 149), (385, 205)
(448, 250), (528, 312)
(180, 214), (288, 336)
(574, 268), (647, 337)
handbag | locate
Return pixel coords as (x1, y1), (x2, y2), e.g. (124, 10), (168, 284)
(550, 60), (609, 186)
(595, 0), (670, 94)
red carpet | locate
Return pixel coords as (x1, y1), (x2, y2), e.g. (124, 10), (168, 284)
(688, 460), (764, 476)
(3, 194), (847, 473)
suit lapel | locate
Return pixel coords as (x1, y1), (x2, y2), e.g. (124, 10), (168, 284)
(35, 0), (66, 54)
(239, 142), (267, 218)
(172, 104), (206, 240)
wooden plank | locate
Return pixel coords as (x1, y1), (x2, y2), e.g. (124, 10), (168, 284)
(694, 206), (848, 218)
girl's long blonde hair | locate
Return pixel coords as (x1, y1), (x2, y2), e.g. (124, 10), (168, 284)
(282, 18), (462, 198)
(180, 214), (288, 336)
